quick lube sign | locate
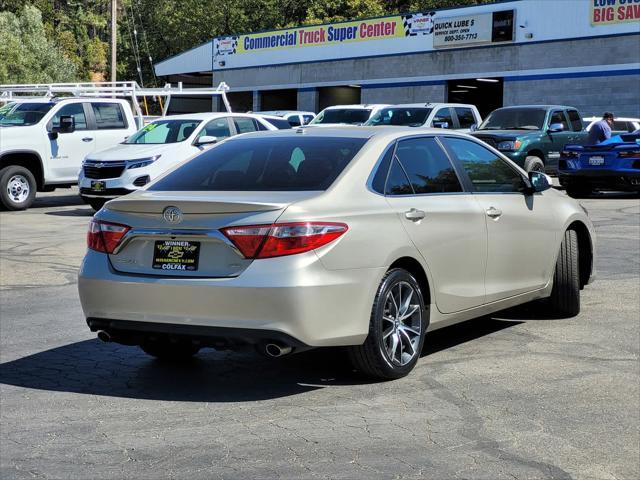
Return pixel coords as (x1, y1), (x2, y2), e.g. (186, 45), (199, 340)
(433, 10), (514, 49)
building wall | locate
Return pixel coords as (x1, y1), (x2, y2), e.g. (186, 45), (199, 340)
(213, 35), (638, 91)
(361, 84), (446, 105)
(503, 74), (640, 118)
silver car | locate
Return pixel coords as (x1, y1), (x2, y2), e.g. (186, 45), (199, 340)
(78, 127), (595, 379)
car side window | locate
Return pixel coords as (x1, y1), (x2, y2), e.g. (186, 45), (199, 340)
(394, 137), (462, 194)
(455, 107), (476, 129)
(371, 145), (395, 194)
(50, 103), (87, 130)
(302, 115), (315, 124)
(612, 120), (630, 132)
(549, 110), (569, 130)
(233, 117), (258, 134)
(441, 137), (525, 193)
(385, 158), (414, 195)
(288, 116), (301, 127)
(200, 118), (231, 139)
(567, 109), (582, 132)
(432, 108), (453, 129)
(91, 103), (127, 129)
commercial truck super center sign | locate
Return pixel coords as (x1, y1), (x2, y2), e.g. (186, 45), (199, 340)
(212, 10), (514, 69)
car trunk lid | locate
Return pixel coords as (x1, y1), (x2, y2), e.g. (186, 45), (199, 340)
(103, 190), (320, 278)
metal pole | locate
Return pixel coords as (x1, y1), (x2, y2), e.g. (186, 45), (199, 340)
(111, 0), (117, 83)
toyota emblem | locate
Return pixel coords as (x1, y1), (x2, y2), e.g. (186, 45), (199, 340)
(163, 206), (183, 224)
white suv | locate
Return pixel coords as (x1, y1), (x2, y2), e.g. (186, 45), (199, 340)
(364, 103), (482, 131)
(307, 104), (389, 126)
(0, 98), (137, 210)
(257, 110), (316, 127)
(78, 112), (277, 210)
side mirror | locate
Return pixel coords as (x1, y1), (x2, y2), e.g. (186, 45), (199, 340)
(470, 123), (478, 132)
(528, 171), (553, 193)
(57, 115), (76, 134)
(433, 121), (450, 129)
(50, 115), (75, 136)
(548, 123), (564, 133)
(195, 135), (217, 146)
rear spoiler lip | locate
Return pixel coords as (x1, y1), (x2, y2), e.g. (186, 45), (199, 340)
(105, 200), (288, 214)
(562, 143), (638, 152)
(103, 190), (323, 214)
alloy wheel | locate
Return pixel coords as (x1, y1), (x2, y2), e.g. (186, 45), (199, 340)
(381, 281), (422, 366)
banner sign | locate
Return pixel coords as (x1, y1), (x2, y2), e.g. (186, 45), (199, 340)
(591, 0), (640, 25)
(212, 9), (517, 68)
(215, 14), (437, 57)
(433, 10), (514, 49)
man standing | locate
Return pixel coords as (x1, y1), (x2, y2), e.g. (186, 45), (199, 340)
(587, 112), (614, 145)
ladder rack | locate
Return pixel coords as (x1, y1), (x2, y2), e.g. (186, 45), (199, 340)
(0, 81), (232, 125)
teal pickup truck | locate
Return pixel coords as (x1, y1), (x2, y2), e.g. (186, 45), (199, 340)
(471, 105), (589, 173)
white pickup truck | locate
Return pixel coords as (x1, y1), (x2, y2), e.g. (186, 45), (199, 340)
(0, 98), (137, 210)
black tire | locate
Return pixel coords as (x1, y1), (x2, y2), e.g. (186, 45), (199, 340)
(547, 229), (580, 317)
(524, 156), (545, 173)
(140, 339), (200, 361)
(566, 185), (592, 198)
(348, 268), (428, 380)
(0, 165), (37, 210)
(87, 198), (107, 211)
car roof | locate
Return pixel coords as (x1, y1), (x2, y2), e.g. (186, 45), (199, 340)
(254, 113), (288, 120)
(225, 125), (472, 143)
(494, 105), (576, 110)
(384, 103), (477, 109)
(155, 112), (260, 121)
(321, 104), (389, 110)
(258, 110), (315, 116)
(583, 116), (640, 122)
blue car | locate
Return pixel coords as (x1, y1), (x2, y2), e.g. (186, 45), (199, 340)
(559, 130), (640, 197)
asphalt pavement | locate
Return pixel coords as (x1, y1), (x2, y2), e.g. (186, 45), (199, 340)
(0, 188), (638, 480)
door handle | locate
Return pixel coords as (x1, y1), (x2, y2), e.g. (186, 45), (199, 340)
(82, 137), (94, 142)
(486, 206), (502, 219)
(404, 208), (426, 222)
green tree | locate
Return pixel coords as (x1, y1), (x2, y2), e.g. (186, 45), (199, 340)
(0, 5), (78, 83)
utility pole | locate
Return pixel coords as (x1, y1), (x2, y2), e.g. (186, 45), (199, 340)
(111, 0), (117, 83)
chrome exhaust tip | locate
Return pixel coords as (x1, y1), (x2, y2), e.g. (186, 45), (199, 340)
(264, 342), (293, 358)
(96, 330), (112, 343)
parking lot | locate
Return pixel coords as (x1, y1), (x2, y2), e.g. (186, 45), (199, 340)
(0, 188), (638, 480)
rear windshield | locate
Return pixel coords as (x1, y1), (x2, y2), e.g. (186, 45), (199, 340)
(126, 119), (201, 144)
(310, 108), (372, 125)
(0, 102), (55, 126)
(262, 117), (292, 129)
(478, 108), (546, 131)
(365, 107), (432, 127)
(150, 136), (367, 191)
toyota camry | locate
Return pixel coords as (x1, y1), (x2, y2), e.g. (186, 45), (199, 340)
(78, 127), (595, 379)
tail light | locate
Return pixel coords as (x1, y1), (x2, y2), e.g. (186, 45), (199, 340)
(560, 150), (579, 159)
(87, 219), (130, 253)
(618, 149), (640, 159)
(221, 222), (348, 259)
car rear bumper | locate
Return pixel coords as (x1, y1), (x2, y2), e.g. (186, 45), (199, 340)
(558, 169), (640, 190)
(78, 249), (385, 347)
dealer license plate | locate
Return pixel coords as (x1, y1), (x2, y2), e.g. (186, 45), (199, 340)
(91, 180), (106, 191)
(588, 156), (605, 166)
(152, 240), (200, 271)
